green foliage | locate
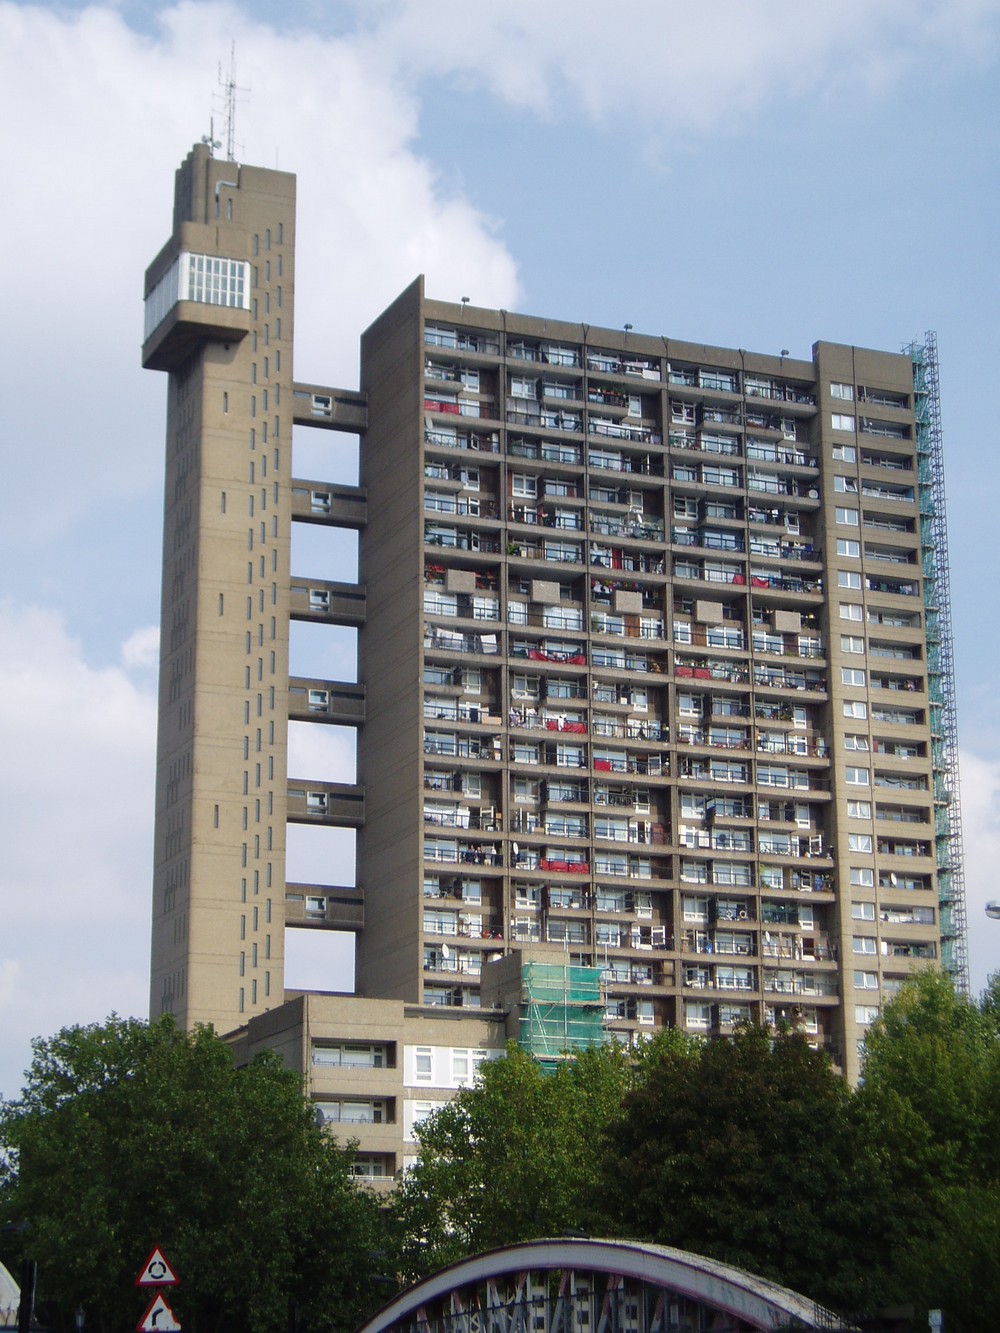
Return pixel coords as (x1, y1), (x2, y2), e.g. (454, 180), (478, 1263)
(10, 978), (997, 1333)
(855, 971), (1000, 1330)
(0, 1015), (383, 1333)
(387, 1041), (636, 1280)
(598, 1025), (876, 1311)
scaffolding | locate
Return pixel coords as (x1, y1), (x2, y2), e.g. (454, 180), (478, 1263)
(905, 332), (969, 993)
(517, 961), (606, 1066)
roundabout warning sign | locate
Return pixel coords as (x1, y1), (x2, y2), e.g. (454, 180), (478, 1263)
(135, 1246), (181, 1332)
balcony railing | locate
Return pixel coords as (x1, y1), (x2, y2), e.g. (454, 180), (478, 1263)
(424, 427), (500, 453)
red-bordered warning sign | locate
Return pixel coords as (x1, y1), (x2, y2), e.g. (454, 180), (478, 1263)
(137, 1293), (181, 1332)
(135, 1247), (179, 1288)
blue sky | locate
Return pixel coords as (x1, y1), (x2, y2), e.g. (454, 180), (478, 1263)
(1, 0), (999, 1097)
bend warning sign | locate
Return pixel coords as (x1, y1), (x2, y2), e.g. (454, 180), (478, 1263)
(137, 1294), (181, 1333)
(135, 1248), (179, 1288)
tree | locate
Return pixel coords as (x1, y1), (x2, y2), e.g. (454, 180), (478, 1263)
(598, 1025), (877, 1313)
(387, 1042), (637, 1280)
(854, 972), (1000, 1332)
(0, 1015), (384, 1333)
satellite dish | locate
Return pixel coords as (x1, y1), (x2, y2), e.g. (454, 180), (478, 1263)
(890, 872), (898, 886)
(512, 842), (520, 857)
(986, 901), (1000, 921)
(441, 943), (451, 958)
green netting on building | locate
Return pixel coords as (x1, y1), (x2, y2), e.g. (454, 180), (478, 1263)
(517, 961), (606, 1065)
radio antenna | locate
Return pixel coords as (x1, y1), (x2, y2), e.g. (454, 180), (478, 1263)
(215, 42), (249, 162)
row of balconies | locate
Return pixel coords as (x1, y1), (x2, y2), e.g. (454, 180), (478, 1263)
(500, 531), (825, 573)
(683, 966), (838, 997)
(681, 929), (834, 961)
(422, 333), (828, 418)
(420, 633), (834, 702)
(417, 362), (919, 467)
(676, 730), (829, 758)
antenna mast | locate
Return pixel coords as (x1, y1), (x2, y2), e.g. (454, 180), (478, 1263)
(216, 42), (249, 162)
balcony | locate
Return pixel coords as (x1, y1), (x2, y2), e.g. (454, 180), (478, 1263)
(425, 325), (500, 354)
(505, 537), (584, 564)
(423, 732), (501, 760)
(424, 525), (503, 554)
(506, 405), (582, 433)
(424, 426), (500, 453)
(589, 514), (666, 542)
(424, 493), (500, 519)
(508, 504), (584, 530)
(424, 627), (502, 655)
(593, 754), (667, 777)
(762, 971), (837, 998)
(588, 421), (663, 446)
(423, 840), (504, 867)
(507, 437), (583, 465)
(745, 441), (818, 468)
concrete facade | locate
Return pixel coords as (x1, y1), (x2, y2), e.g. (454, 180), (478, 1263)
(230, 992), (506, 1188)
(145, 148), (952, 1093)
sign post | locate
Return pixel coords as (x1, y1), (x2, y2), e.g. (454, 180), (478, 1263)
(135, 1247), (180, 1333)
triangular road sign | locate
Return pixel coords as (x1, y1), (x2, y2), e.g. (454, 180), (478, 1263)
(137, 1294), (181, 1333)
(135, 1248), (179, 1287)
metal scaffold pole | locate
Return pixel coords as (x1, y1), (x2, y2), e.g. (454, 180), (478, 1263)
(906, 331), (969, 993)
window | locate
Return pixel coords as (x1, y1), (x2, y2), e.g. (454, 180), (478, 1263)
(852, 901), (876, 920)
(835, 507), (859, 526)
(832, 413), (856, 431)
(841, 636), (865, 654)
(144, 252), (251, 339)
(853, 936), (877, 954)
(834, 475), (859, 493)
(842, 668), (867, 686)
(855, 971), (879, 990)
(682, 895), (709, 922)
(850, 866), (875, 886)
(846, 767), (870, 786)
(315, 1099), (387, 1125)
(837, 538), (861, 558)
(511, 473), (538, 498)
(838, 570), (862, 589)
(847, 799), (872, 819)
(844, 734), (870, 752)
(848, 834), (874, 852)
(680, 859), (709, 884)
(414, 1048), (433, 1082)
(312, 1043), (388, 1068)
(840, 603), (864, 621)
(685, 1002), (713, 1030)
(831, 382), (854, 401)
(844, 701), (868, 719)
(349, 1155), (391, 1179)
(452, 1048), (489, 1087)
(832, 443), (857, 462)
(855, 1005), (880, 1026)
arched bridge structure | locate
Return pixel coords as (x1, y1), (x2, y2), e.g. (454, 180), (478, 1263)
(356, 1238), (854, 1333)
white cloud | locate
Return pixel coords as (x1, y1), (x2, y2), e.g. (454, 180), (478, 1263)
(122, 626), (161, 672)
(360, 0), (1000, 133)
(958, 750), (1000, 997)
(0, 1), (521, 549)
(0, 601), (156, 1099)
